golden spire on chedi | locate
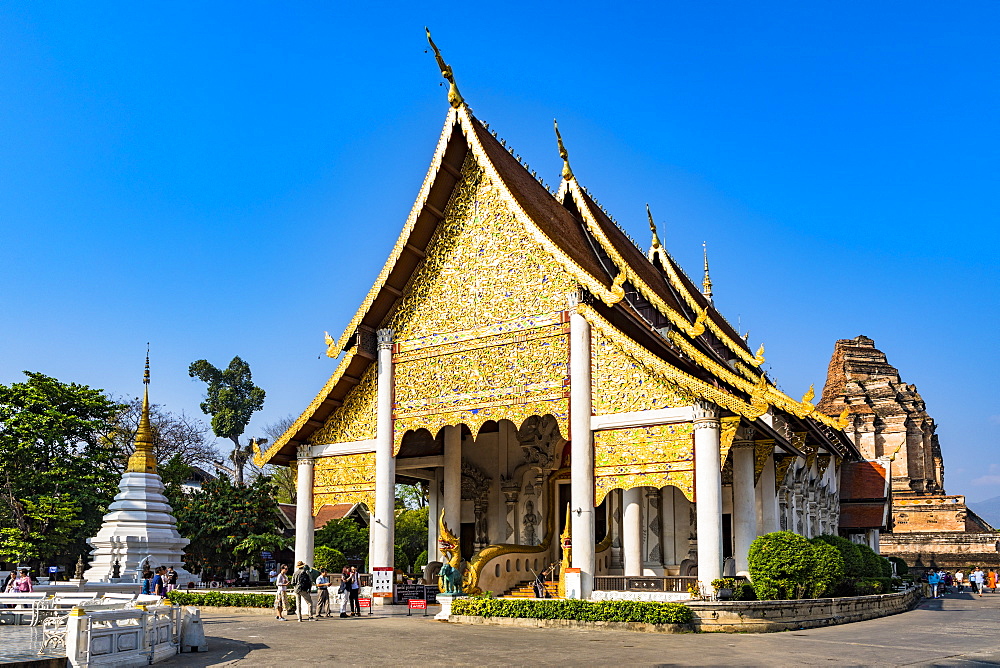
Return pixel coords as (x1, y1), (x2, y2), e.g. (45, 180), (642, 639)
(553, 119), (574, 181)
(126, 347), (157, 474)
(702, 241), (714, 302)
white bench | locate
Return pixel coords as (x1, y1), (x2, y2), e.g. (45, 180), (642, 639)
(32, 596), (129, 626)
(0, 593), (48, 625)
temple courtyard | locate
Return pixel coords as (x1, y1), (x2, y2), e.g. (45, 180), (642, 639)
(156, 593), (1000, 667)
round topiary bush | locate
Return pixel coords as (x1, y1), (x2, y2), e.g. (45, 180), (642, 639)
(813, 534), (864, 578)
(414, 550), (429, 573)
(887, 556), (909, 576)
(808, 538), (846, 598)
(313, 546), (346, 573)
(855, 543), (883, 578)
(748, 531), (816, 600)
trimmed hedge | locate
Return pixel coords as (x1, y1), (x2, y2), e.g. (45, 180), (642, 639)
(813, 534), (864, 578)
(168, 590), (294, 612)
(748, 532), (815, 600)
(451, 597), (693, 625)
(887, 557), (909, 576)
(808, 538), (846, 598)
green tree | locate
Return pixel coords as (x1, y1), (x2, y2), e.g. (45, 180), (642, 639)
(229, 532), (292, 576)
(188, 357), (265, 485)
(0, 372), (122, 566)
(808, 538), (846, 597)
(395, 506), (429, 569)
(174, 474), (281, 574)
(812, 534), (864, 579)
(855, 543), (884, 578)
(747, 531), (816, 600)
(315, 518), (369, 562)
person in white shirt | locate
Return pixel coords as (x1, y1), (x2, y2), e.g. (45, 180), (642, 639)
(955, 570), (965, 593)
(273, 565), (289, 621)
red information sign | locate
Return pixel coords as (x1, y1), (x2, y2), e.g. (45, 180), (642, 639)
(358, 597), (373, 615)
(408, 598), (427, 616)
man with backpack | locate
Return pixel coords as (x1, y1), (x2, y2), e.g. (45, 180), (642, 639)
(293, 561), (315, 621)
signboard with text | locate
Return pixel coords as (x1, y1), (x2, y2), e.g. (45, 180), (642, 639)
(372, 567), (394, 596)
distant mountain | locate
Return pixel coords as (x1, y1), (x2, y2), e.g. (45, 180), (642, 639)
(967, 495), (1000, 530)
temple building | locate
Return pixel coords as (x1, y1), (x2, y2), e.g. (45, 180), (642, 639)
(255, 34), (861, 597)
(819, 335), (996, 568)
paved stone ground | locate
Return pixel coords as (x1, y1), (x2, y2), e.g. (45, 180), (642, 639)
(159, 591), (1000, 667)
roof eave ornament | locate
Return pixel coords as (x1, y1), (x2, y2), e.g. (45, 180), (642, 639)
(702, 241), (714, 304)
(646, 203), (662, 258)
(553, 119), (574, 181)
(425, 27), (464, 109)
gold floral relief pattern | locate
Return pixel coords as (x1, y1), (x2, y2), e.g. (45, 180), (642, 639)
(594, 423), (695, 504)
(754, 440), (775, 485)
(817, 454), (831, 479)
(309, 363), (377, 445)
(719, 417), (741, 472)
(312, 452), (377, 515)
(388, 156), (576, 342)
(592, 325), (695, 415)
(393, 323), (569, 454)
(774, 456), (795, 492)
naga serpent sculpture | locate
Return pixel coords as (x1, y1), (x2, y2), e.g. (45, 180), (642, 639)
(437, 509), (465, 595)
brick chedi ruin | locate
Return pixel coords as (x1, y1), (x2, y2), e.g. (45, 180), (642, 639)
(819, 335), (997, 569)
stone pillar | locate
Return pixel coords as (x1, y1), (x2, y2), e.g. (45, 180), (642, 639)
(569, 296), (595, 597)
(660, 487), (676, 567)
(294, 445), (315, 567)
(731, 438), (757, 573)
(428, 468), (442, 562)
(369, 328), (396, 570)
(622, 487), (643, 576)
(610, 489), (623, 571)
(443, 425), (462, 548)
(694, 401), (723, 592)
(756, 453), (779, 534)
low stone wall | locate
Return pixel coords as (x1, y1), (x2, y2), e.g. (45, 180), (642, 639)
(449, 615), (692, 634)
(448, 586), (922, 634)
(688, 586), (922, 632)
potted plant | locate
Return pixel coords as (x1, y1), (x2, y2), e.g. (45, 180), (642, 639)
(711, 578), (737, 600)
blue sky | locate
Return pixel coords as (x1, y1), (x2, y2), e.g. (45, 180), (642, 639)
(2, 3), (997, 500)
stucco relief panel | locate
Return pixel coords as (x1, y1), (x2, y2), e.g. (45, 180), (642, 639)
(309, 363), (377, 445)
(592, 326), (695, 415)
(594, 422), (695, 505)
(312, 451), (376, 515)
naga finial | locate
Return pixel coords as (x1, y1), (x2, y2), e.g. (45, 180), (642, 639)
(553, 119), (574, 181)
(646, 204), (661, 251)
(702, 242), (713, 302)
(801, 384), (815, 405)
(425, 27), (464, 109)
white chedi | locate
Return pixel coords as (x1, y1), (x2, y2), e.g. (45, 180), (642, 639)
(83, 359), (197, 586)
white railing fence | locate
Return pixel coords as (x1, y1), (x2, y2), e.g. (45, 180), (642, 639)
(63, 604), (188, 667)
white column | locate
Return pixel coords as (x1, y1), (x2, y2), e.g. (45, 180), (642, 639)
(622, 487), (643, 576)
(757, 453), (779, 534)
(443, 425), (462, 548)
(569, 297), (595, 597)
(428, 468), (441, 562)
(694, 401), (723, 592)
(294, 445), (315, 567)
(660, 487), (676, 567)
(731, 441), (757, 573)
(369, 328), (396, 570)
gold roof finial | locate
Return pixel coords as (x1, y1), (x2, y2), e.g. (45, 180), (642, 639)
(646, 204), (662, 251)
(425, 27), (464, 109)
(702, 242), (714, 302)
(126, 344), (157, 474)
(553, 119), (574, 181)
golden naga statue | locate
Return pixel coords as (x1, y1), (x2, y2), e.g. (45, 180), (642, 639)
(437, 509), (464, 595)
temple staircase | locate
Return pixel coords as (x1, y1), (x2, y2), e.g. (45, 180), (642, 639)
(502, 580), (560, 599)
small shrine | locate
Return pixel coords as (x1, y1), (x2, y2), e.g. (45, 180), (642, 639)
(83, 356), (197, 586)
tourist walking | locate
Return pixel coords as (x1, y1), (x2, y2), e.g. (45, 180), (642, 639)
(972, 567), (985, 596)
(348, 565), (361, 617)
(273, 564), (289, 621)
(989, 569), (997, 593)
(293, 561), (314, 621)
(141, 570), (153, 595)
(955, 569), (965, 593)
(316, 568), (331, 617)
(2, 570), (15, 593)
(928, 570), (941, 598)
(152, 567), (166, 597)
